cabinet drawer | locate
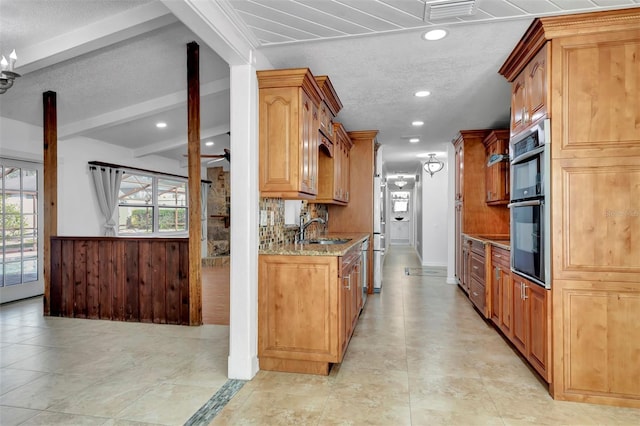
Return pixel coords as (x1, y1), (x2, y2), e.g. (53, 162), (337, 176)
(471, 239), (485, 256)
(470, 254), (485, 281)
(469, 277), (486, 312)
(492, 247), (510, 269)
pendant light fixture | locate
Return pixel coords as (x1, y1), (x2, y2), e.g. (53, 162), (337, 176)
(424, 153), (444, 177)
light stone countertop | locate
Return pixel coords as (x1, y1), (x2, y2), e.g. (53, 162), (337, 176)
(259, 233), (370, 256)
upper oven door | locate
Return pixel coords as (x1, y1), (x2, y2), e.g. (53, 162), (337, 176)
(511, 148), (544, 201)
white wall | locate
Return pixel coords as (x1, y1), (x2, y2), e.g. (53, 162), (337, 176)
(1, 117), (190, 237)
(419, 159), (449, 267)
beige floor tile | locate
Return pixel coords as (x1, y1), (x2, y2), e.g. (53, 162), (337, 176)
(0, 406), (41, 426)
(219, 390), (327, 425)
(116, 383), (216, 425)
(0, 368), (46, 395)
(319, 397), (411, 426)
(20, 411), (109, 425)
(410, 409), (505, 426)
(47, 376), (154, 418)
(0, 372), (95, 410)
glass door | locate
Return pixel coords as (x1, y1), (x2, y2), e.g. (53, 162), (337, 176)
(1, 159), (44, 303)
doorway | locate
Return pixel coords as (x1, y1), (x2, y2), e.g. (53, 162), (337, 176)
(0, 158), (44, 303)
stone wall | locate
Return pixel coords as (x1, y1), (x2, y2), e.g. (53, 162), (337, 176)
(206, 166), (230, 256)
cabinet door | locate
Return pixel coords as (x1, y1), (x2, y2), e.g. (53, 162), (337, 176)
(511, 277), (527, 353)
(333, 137), (342, 200)
(485, 140), (498, 202)
(342, 143), (350, 202)
(300, 92), (318, 195)
(527, 282), (549, 381)
(462, 243), (471, 294)
(499, 269), (512, 336)
(490, 265), (500, 325)
(525, 45), (548, 126)
(454, 141), (463, 201)
(511, 72), (526, 135)
(454, 204), (462, 284)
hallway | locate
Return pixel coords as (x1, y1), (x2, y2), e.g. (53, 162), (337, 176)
(212, 246), (640, 425)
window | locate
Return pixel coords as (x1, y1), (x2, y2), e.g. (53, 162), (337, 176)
(118, 173), (187, 235)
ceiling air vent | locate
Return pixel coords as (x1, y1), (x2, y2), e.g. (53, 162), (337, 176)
(426, 0), (477, 21)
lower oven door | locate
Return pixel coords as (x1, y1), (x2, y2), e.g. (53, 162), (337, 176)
(509, 199), (546, 286)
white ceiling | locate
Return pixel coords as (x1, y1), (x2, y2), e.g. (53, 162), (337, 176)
(1, 0), (639, 181)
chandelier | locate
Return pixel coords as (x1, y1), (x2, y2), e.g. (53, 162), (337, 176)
(0, 50), (20, 95)
(424, 153), (444, 177)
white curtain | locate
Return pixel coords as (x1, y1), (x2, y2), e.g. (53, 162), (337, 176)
(90, 166), (124, 236)
(201, 182), (211, 241)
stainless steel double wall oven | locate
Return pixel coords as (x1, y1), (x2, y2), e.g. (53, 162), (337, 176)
(508, 119), (551, 288)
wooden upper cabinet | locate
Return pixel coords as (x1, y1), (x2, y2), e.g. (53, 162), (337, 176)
(258, 68), (322, 199)
(505, 43), (549, 136)
(315, 76), (343, 156)
(316, 122), (352, 204)
(483, 130), (510, 205)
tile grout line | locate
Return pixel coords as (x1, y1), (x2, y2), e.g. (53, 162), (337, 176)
(183, 379), (246, 426)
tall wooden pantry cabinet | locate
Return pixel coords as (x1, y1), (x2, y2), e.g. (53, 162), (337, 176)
(500, 8), (640, 408)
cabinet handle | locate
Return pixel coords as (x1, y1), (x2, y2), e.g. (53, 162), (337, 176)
(495, 266), (500, 281)
(344, 275), (351, 290)
(495, 255), (502, 259)
(473, 291), (478, 297)
(473, 265), (479, 270)
(522, 283), (528, 300)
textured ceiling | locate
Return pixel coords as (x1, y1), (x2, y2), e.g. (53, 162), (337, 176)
(1, 0), (639, 180)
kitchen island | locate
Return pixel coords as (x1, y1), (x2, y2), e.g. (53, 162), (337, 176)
(258, 233), (369, 375)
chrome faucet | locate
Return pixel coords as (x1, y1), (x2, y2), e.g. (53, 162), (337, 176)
(299, 216), (326, 241)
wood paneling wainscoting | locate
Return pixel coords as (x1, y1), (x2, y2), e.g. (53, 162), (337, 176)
(49, 237), (191, 325)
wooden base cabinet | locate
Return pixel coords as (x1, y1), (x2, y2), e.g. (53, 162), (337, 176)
(512, 273), (551, 382)
(490, 245), (512, 336)
(258, 245), (362, 375)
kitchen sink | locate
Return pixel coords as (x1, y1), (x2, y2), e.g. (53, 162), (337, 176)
(305, 238), (351, 245)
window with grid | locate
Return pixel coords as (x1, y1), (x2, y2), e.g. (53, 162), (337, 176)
(118, 173), (188, 235)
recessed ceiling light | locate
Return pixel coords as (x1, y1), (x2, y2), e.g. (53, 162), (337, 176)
(205, 141), (214, 146)
(412, 121), (424, 126)
(409, 138), (420, 143)
(423, 29), (448, 41)
(156, 122), (167, 128)
(414, 90), (431, 97)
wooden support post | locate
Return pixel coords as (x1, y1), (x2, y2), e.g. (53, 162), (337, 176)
(187, 41), (202, 325)
(43, 91), (58, 316)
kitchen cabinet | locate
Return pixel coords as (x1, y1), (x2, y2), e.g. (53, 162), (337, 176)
(509, 44), (548, 136)
(500, 8), (640, 406)
(452, 131), (510, 288)
(461, 236), (471, 295)
(490, 245), (512, 337)
(483, 130), (510, 205)
(315, 75), (343, 156)
(258, 68), (322, 199)
(469, 239), (486, 314)
(511, 273), (550, 382)
(328, 130), (378, 294)
(258, 242), (362, 375)
(316, 122), (352, 204)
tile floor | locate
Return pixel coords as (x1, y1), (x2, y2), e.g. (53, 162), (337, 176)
(1, 299), (230, 425)
(1, 245), (639, 425)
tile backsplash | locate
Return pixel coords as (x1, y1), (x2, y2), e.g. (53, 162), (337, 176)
(259, 198), (328, 250)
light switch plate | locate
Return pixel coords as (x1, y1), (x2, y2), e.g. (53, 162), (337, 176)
(260, 210), (268, 226)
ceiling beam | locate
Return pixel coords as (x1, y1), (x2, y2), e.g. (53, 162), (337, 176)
(161, 0), (258, 66)
(15, 2), (178, 75)
(134, 124), (231, 158)
(58, 78), (230, 140)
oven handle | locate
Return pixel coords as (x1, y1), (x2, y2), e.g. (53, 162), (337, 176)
(511, 145), (545, 165)
(508, 199), (543, 208)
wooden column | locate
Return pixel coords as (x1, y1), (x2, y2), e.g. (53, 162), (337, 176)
(43, 91), (58, 315)
(187, 41), (202, 325)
